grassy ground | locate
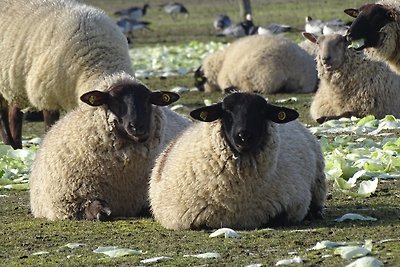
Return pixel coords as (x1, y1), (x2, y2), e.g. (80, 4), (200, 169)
(2, 0), (400, 266)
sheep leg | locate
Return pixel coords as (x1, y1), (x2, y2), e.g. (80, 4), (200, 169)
(0, 108), (18, 149)
(316, 111), (356, 124)
(43, 110), (60, 131)
(84, 199), (112, 221)
(8, 104), (23, 149)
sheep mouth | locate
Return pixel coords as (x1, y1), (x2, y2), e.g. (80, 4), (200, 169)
(347, 38), (366, 50)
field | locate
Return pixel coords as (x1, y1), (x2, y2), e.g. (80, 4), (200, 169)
(1, 0), (400, 266)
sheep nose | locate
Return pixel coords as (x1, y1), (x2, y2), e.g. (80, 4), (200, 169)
(237, 131), (252, 144)
(322, 56), (331, 64)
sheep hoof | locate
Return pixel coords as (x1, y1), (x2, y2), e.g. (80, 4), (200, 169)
(316, 116), (329, 124)
(305, 205), (324, 220)
(84, 200), (112, 221)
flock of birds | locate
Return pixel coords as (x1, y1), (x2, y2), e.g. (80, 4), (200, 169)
(114, 2), (351, 44)
(114, 2), (189, 43)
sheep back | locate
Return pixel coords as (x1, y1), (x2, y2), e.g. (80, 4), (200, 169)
(217, 35), (317, 94)
(149, 119), (326, 230)
(0, 0), (133, 111)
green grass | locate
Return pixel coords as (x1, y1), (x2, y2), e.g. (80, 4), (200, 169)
(4, 0), (400, 266)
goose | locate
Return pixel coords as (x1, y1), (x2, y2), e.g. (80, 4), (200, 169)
(114, 3), (149, 20)
(213, 14), (232, 30)
(162, 2), (189, 18)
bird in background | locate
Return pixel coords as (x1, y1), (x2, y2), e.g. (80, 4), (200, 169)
(114, 3), (150, 20)
(161, 2), (189, 18)
(213, 14), (232, 30)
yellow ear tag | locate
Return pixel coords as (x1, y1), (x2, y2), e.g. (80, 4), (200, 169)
(278, 111), (286, 121)
(162, 94), (171, 103)
(200, 111), (208, 120)
(88, 95), (96, 105)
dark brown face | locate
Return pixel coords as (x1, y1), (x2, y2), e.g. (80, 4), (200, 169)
(345, 4), (396, 50)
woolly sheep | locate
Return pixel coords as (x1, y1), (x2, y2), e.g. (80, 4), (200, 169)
(194, 35), (317, 94)
(0, 0), (134, 149)
(29, 72), (191, 221)
(304, 33), (400, 123)
(345, 0), (400, 73)
(149, 92), (326, 230)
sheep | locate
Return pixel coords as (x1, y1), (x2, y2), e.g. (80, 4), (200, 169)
(29, 72), (191, 221)
(303, 32), (400, 123)
(194, 35), (317, 94)
(345, 0), (400, 73)
(0, 0), (135, 149)
(149, 92), (327, 230)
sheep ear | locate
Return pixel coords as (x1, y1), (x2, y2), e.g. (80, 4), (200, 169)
(266, 105), (299, 123)
(302, 32), (317, 43)
(150, 91), (180, 106)
(190, 103), (222, 122)
(344, 8), (359, 18)
(80, 90), (109, 106)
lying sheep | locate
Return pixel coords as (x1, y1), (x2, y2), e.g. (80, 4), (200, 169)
(194, 35), (318, 94)
(0, 0), (134, 149)
(149, 92), (326, 230)
(345, 0), (400, 73)
(304, 33), (400, 123)
(29, 72), (191, 221)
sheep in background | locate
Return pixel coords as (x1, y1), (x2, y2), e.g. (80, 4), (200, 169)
(345, 0), (400, 73)
(194, 35), (317, 94)
(29, 72), (191, 221)
(303, 33), (400, 123)
(149, 92), (326, 230)
(0, 0), (134, 149)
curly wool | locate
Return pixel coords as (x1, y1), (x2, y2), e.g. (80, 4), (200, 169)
(311, 39), (400, 121)
(201, 35), (317, 93)
(149, 119), (326, 230)
(0, 0), (134, 111)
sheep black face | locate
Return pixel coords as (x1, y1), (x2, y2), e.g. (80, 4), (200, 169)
(190, 92), (299, 154)
(80, 83), (179, 142)
(194, 65), (207, 91)
(345, 4), (396, 50)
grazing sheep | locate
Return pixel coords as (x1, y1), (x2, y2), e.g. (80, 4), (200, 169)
(29, 72), (190, 221)
(345, 0), (400, 73)
(149, 92), (326, 230)
(194, 35), (317, 94)
(303, 33), (400, 123)
(0, 0), (134, 149)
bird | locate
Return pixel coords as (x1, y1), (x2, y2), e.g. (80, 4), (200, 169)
(322, 18), (349, 36)
(216, 14), (256, 37)
(162, 2), (189, 18)
(114, 3), (149, 20)
(304, 16), (324, 35)
(257, 23), (292, 35)
(116, 18), (151, 44)
(213, 14), (232, 30)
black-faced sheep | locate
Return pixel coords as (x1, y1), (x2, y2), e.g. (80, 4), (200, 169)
(29, 72), (191, 221)
(149, 92), (326, 230)
(194, 35), (317, 94)
(345, 0), (400, 73)
(303, 33), (400, 123)
(0, 0), (135, 149)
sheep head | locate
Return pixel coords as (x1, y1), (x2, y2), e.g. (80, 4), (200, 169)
(303, 32), (349, 70)
(345, 4), (397, 50)
(80, 83), (179, 142)
(190, 92), (298, 154)
(194, 65), (207, 91)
